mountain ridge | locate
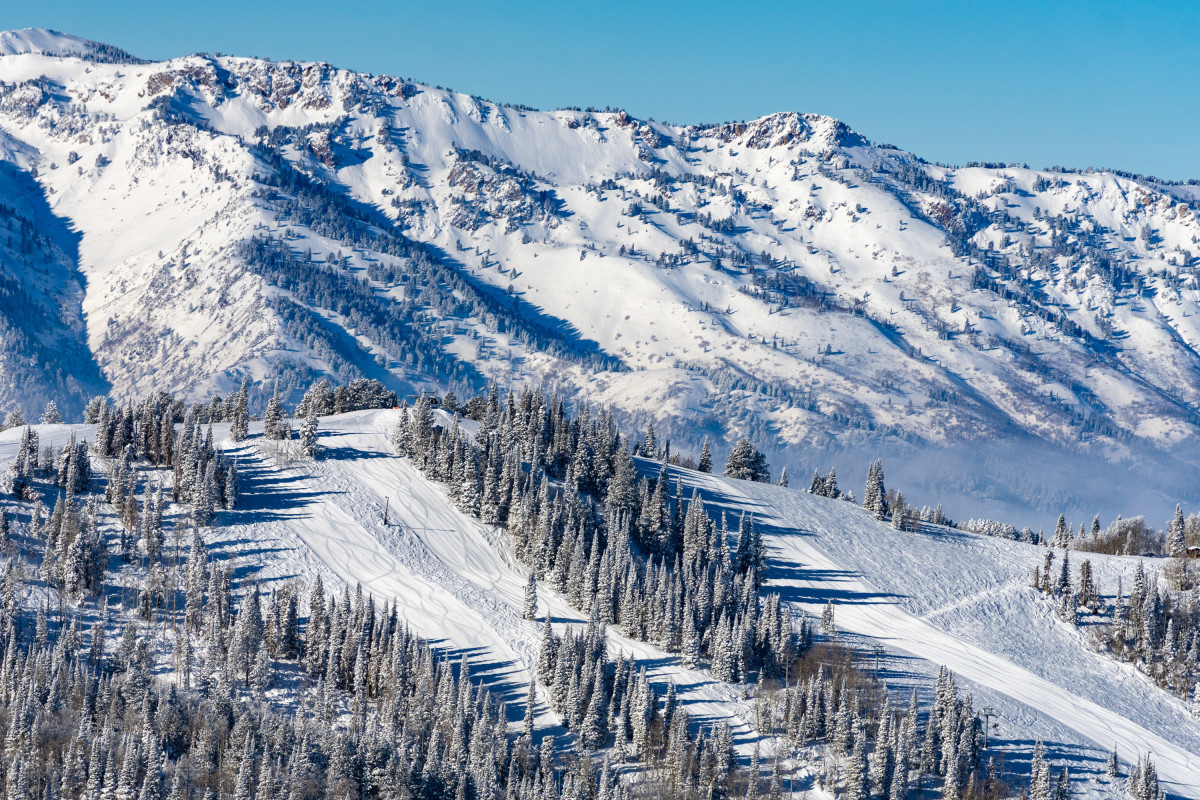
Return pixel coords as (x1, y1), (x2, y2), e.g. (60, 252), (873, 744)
(2, 29), (1200, 522)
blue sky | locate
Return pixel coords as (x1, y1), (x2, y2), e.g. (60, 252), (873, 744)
(10, 1), (1200, 179)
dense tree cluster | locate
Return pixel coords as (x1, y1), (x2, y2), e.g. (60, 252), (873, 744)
(780, 664), (992, 800)
(0, 382), (1137, 800)
(9, 425), (92, 499)
(0, 545), (654, 800)
(295, 378), (398, 419)
(86, 395), (240, 528)
(389, 388), (798, 685)
(0, 422), (783, 800)
(1091, 560), (1200, 706)
(534, 610), (738, 790)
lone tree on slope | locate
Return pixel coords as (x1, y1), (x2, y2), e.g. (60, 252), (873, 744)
(724, 437), (770, 483)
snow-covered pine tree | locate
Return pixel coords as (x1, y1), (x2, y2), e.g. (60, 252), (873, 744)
(698, 437), (712, 473)
(1106, 745), (1120, 777)
(230, 379), (250, 442)
(724, 437), (770, 482)
(820, 600), (835, 635)
(869, 709), (894, 799)
(864, 460), (887, 520)
(297, 379), (334, 419)
(824, 468), (839, 498)
(579, 668), (609, 748)
(300, 414), (319, 459)
(746, 744), (761, 800)
(263, 387), (286, 440)
(891, 492), (906, 530)
(1029, 741), (1052, 800)
(1052, 514), (1069, 548)
(642, 420), (657, 459)
(41, 400), (63, 424)
(523, 572), (538, 620)
(1168, 504), (1186, 559)
(844, 722), (869, 800)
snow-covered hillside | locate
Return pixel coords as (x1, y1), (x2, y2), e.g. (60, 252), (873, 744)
(5, 409), (1194, 797)
(197, 411), (1200, 797)
(3, 29), (1200, 521)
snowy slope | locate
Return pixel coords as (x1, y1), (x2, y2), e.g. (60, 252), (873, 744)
(193, 411), (762, 745)
(3, 31), (1200, 521)
(649, 462), (1200, 797)
(0, 132), (107, 417)
(2, 411), (1196, 796)
(0, 29), (143, 61)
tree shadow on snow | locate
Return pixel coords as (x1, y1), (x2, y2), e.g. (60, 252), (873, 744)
(317, 444), (392, 461)
(763, 562), (901, 605)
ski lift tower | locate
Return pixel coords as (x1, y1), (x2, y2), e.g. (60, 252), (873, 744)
(980, 706), (998, 748)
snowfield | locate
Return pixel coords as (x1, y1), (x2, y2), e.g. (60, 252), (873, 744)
(3, 29), (1200, 526)
(2, 24), (1200, 794)
(187, 412), (762, 747)
(1, 412), (1198, 796)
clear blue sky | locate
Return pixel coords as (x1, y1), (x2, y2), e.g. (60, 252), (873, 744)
(11, 1), (1200, 179)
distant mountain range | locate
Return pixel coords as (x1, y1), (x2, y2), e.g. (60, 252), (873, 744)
(3, 28), (1200, 523)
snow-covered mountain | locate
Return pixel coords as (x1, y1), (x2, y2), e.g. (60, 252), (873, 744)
(3, 28), (1200, 522)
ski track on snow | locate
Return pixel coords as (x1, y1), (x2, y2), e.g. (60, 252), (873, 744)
(3, 419), (1198, 793)
(214, 412), (759, 743)
(646, 463), (1200, 797)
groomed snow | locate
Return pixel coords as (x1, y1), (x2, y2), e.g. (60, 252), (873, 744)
(1, 413), (1196, 797)
(653, 463), (1200, 798)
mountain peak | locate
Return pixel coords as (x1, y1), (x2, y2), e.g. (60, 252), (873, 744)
(0, 28), (144, 63)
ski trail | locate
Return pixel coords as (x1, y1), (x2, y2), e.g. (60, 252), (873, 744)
(219, 411), (760, 744)
(773, 530), (1198, 793)
(663, 468), (1200, 797)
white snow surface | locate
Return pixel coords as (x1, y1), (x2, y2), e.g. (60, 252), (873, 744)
(2, 32), (1200, 523)
(657, 463), (1200, 797)
(0, 29), (112, 58)
(1, 412), (1198, 796)
(190, 412), (759, 745)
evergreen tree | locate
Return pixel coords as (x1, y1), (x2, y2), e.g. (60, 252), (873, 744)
(297, 379), (334, 418)
(263, 387), (286, 440)
(724, 438), (770, 482)
(41, 400), (63, 425)
(864, 460), (887, 520)
(820, 600), (835, 635)
(580, 668), (609, 748)
(300, 414), (319, 458)
(524, 572), (538, 620)
(1052, 514), (1069, 548)
(698, 437), (713, 473)
(889, 730), (910, 800)
(844, 723), (869, 800)
(230, 379), (250, 442)
(891, 493), (906, 530)
(1030, 742), (1052, 800)
(642, 420), (658, 458)
(1168, 504), (1187, 574)
(523, 673), (538, 740)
